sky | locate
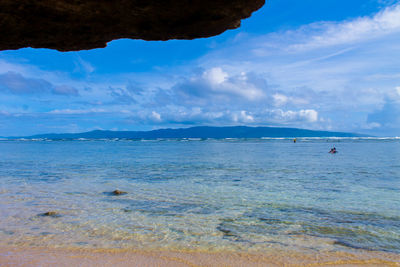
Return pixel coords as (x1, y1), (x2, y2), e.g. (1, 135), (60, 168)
(1, 0), (400, 136)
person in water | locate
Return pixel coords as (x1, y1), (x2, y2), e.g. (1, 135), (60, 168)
(329, 147), (337, 153)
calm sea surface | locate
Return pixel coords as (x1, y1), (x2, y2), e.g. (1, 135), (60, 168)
(0, 138), (399, 253)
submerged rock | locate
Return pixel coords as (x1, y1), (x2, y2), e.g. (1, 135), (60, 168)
(216, 225), (235, 236)
(39, 211), (61, 218)
(122, 208), (132, 212)
(111, 190), (128, 196)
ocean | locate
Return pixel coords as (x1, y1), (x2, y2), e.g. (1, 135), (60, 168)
(0, 138), (399, 254)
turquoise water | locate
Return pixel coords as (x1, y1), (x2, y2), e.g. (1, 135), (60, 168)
(0, 138), (399, 253)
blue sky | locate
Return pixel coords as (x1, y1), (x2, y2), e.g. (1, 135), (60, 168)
(1, 0), (400, 136)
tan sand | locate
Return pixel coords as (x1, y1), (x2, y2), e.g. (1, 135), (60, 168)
(0, 246), (399, 267)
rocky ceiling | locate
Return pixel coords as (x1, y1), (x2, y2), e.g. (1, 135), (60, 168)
(0, 0), (265, 51)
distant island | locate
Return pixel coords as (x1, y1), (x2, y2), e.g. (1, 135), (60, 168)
(13, 126), (368, 140)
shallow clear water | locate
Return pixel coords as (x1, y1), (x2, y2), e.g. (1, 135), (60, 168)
(0, 138), (399, 253)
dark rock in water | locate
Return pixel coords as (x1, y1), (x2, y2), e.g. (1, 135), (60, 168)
(122, 208), (132, 213)
(0, 0), (265, 51)
(216, 226), (235, 236)
(39, 211), (61, 218)
(111, 190), (128, 196)
(333, 240), (365, 250)
(259, 218), (283, 223)
(1, 230), (14, 235)
(40, 231), (53, 236)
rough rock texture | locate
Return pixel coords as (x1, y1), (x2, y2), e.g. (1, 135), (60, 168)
(111, 190), (127, 196)
(0, 0), (265, 51)
(39, 211), (61, 217)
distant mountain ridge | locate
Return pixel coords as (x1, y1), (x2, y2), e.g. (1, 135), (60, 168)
(15, 126), (367, 139)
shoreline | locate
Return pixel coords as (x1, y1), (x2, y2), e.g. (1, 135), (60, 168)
(1, 246), (400, 266)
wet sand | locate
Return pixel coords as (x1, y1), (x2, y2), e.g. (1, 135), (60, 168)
(1, 246), (399, 267)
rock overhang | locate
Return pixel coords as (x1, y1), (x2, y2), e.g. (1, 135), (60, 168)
(0, 0), (265, 51)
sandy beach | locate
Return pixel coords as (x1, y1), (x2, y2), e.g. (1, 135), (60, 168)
(1, 246), (400, 267)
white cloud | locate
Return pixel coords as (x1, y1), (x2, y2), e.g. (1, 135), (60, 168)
(209, 69), (265, 101)
(272, 93), (288, 106)
(49, 108), (106, 114)
(232, 110), (254, 123)
(299, 109), (319, 122)
(74, 56), (95, 74)
(175, 68), (266, 102)
(151, 111), (161, 122)
(202, 67), (228, 85)
(364, 122), (382, 129)
(53, 85), (79, 96)
(396, 86), (400, 96)
(0, 71), (52, 94)
(291, 4), (400, 50)
(270, 109), (319, 123)
(0, 71), (79, 96)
